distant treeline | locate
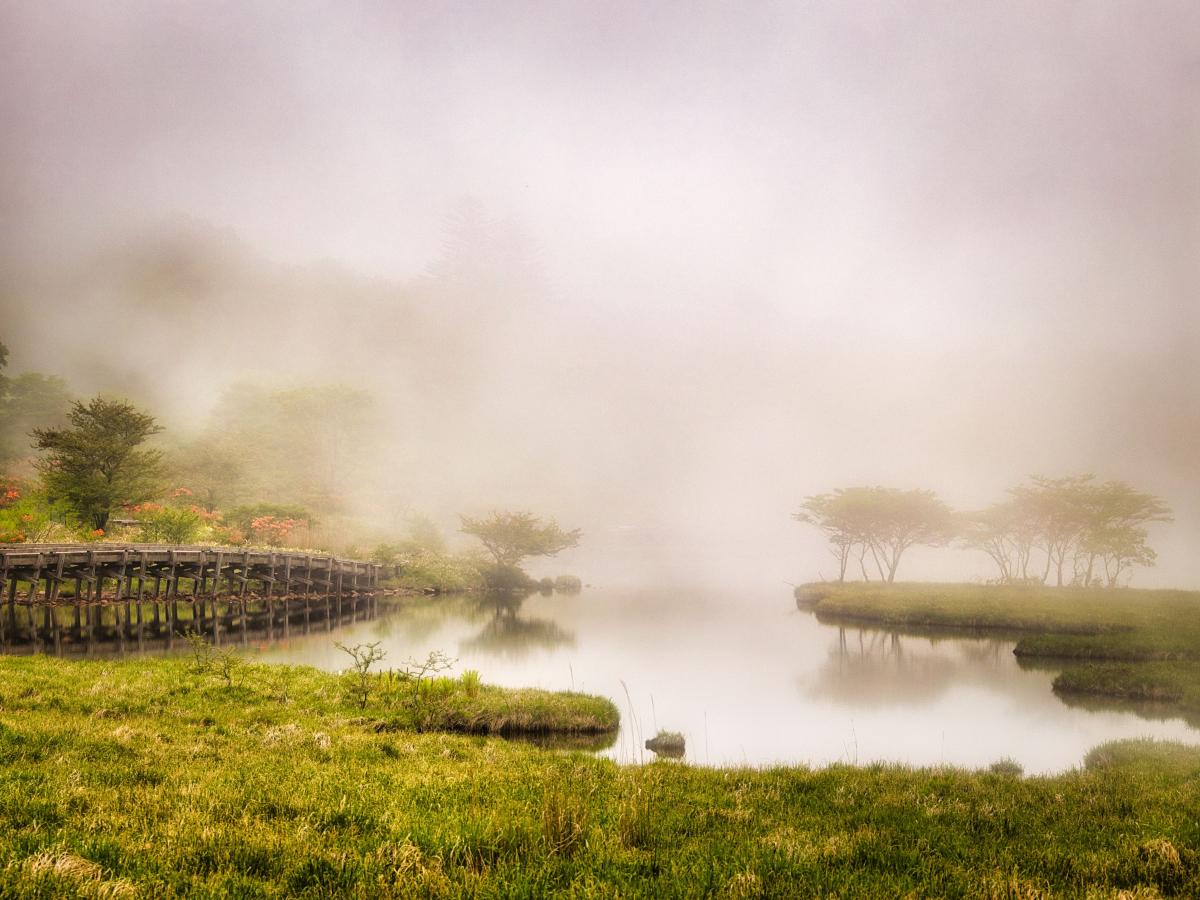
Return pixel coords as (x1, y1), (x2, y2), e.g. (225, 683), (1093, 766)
(795, 478), (1171, 587)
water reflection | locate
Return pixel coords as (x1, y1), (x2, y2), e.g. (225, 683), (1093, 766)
(241, 587), (1200, 773)
(459, 593), (576, 658)
(808, 626), (1026, 709)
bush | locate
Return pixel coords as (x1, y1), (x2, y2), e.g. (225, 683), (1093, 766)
(554, 575), (582, 594)
(0, 488), (71, 543)
(483, 564), (538, 594)
(223, 503), (315, 532)
(133, 504), (205, 543)
(989, 758), (1024, 778)
(392, 550), (484, 593)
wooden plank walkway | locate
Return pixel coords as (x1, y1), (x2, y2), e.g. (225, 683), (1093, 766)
(0, 544), (397, 655)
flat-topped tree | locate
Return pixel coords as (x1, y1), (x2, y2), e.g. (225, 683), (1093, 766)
(32, 396), (163, 530)
(795, 487), (954, 583)
(460, 511), (581, 570)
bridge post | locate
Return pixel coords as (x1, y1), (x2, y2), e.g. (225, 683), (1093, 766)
(240, 551), (251, 646)
(283, 556), (292, 638)
(0, 556), (9, 647)
(168, 549), (181, 647)
(85, 549), (97, 656)
(211, 551), (223, 646)
(137, 552), (148, 650)
(266, 553), (276, 642)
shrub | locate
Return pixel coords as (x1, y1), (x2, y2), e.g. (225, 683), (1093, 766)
(554, 575), (582, 594)
(989, 758), (1024, 778)
(483, 564), (537, 594)
(133, 505), (205, 543)
(393, 550), (484, 593)
(0, 489), (71, 543)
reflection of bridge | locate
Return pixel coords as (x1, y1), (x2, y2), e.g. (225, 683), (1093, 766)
(0, 544), (394, 655)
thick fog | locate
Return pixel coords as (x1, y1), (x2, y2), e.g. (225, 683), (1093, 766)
(2, 2), (1197, 588)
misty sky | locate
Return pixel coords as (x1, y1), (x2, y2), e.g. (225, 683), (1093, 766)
(2, 1), (1197, 586)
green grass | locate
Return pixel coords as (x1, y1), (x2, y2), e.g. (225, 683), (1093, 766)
(801, 581), (1200, 726)
(0, 655), (1199, 895)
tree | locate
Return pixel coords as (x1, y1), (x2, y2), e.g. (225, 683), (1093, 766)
(795, 487), (954, 583)
(964, 476), (1171, 587)
(0, 372), (74, 462)
(460, 511), (581, 569)
(959, 498), (1041, 584)
(32, 397), (164, 530)
(1075, 480), (1171, 587)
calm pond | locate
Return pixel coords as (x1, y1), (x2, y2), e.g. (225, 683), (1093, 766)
(247, 586), (1200, 773)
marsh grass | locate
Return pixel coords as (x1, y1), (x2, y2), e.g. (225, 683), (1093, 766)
(0, 656), (1198, 895)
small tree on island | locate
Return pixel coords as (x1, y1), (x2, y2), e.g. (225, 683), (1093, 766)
(32, 396), (164, 531)
(460, 511), (581, 588)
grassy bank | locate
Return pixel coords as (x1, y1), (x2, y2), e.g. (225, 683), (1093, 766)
(1, 656), (1199, 896)
(799, 581), (1200, 726)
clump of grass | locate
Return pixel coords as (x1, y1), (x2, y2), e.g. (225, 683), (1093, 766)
(541, 776), (593, 858)
(460, 669), (481, 699)
(989, 758), (1023, 778)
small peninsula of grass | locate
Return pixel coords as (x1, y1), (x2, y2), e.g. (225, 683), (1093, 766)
(798, 581), (1200, 725)
(1, 656), (1199, 895)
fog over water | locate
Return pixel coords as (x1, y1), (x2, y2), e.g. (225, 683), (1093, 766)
(2, 2), (1197, 588)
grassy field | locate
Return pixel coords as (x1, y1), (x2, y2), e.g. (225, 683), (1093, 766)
(0, 655), (1198, 896)
(798, 581), (1200, 727)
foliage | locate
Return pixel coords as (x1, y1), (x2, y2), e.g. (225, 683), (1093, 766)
(459, 669), (481, 698)
(223, 502), (316, 532)
(380, 547), (486, 593)
(553, 574), (582, 594)
(801, 477), (1171, 588)
(219, 503), (314, 547)
(394, 649), (456, 709)
(794, 487), (954, 583)
(481, 563), (539, 593)
(165, 440), (244, 511)
(460, 510), (582, 569)
(31, 396), (164, 529)
(131, 503), (205, 543)
(0, 487), (72, 543)
(195, 383), (377, 513)
(0, 372), (74, 463)
(961, 475), (1171, 587)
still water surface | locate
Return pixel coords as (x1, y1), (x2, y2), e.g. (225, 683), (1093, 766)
(254, 587), (1200, 773)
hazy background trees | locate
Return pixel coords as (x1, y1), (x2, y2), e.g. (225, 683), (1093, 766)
(961, 476), (1171, 587)
(800, 477), (1171, 588)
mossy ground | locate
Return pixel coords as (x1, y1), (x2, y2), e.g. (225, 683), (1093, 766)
(0, 655), (1198, 896)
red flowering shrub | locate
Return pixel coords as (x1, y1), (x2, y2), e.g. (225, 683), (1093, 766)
(249, 515), (302, 547)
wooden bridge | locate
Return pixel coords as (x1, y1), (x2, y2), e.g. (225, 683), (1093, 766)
(0, 544), (396, 655)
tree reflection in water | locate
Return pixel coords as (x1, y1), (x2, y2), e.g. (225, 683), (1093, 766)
(458, 592), (576, 659)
